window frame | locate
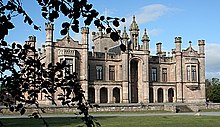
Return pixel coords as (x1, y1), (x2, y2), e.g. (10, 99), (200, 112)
(96, 65), (103, 80)
(109, 65), (115, 81)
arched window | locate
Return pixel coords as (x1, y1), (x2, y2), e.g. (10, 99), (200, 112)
(88, 87), (95, 103)
(100, 87), (108, 103)
(113, 87), (120, 103)
(168, 88), (174, 102)
(157, 88), (163, 103)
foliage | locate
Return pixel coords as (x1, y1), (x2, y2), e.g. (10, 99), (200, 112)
(0, 0), (126, 127)
(0, 0), (126, 49)
(206, 78), (220, 102)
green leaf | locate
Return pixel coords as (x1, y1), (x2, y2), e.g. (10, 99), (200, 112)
(121, 18), (125, 22)
(60, 28), (67, 35)
(1, 40), (7, 46)
(20, 108), (26, 115)
(62, 22), (70, 28)
(5, 21), (14, 29)
(110, 32), (120, 42)
(120, 43), (126, 52)
(100, 16), (105, 21)
(113, 20), (119, 27)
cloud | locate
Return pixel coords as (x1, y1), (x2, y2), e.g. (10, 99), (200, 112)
(120, 4), (176, 37)
(124, 4), (173, 26)
(205, 43), (220, 79)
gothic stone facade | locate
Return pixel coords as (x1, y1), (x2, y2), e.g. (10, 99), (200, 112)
(26, 16), (206, 105)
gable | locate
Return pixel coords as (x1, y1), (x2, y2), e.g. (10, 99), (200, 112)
(182, 46), (198, 57)
(56, 35), (80, 48)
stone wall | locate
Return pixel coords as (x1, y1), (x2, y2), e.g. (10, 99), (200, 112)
(1, 103), (219, 114)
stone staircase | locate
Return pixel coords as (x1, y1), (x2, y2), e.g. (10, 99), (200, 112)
(176, 105), (193, 113)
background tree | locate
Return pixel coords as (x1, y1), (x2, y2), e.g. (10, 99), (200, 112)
(0, 0), (125, 126)
(206, 78), (220, 102)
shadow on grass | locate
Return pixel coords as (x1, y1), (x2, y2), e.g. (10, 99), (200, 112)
(0, 116), (116, 127)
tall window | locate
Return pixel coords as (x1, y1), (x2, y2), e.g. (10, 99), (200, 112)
(65, 58), (73, 76)
(191, 66), (196, 81)
(151, 68), (157, 81)
(88, 65), (90, 80)
(96, 65), (103, 80)
(162, 68), (167, 82)
(109, 65), (115, 80)
(187, 65), (190, 81)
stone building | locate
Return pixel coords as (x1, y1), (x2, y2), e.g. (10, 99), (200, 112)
(26, 16), (206, 105)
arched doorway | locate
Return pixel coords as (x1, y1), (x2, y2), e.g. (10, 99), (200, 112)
(130, 59), (138, 103)
(100, 87), (108, 103)
(88, 87), (95, 103)
(113, 87), (120, 103)
(168, 88), (174, 102)
(157, 88), (163, 103)
(149, 87), (154, 103)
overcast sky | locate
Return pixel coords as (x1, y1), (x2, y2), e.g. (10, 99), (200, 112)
(5, 0), (220, 79)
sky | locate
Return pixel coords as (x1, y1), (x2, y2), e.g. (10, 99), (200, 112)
(5, 0), (220, 79)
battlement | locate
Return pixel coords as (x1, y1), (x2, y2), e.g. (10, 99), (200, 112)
(81, 27), (89, 34)
(198, 40), (205, 46)
(45, 22), (54, 30)
(28, 35), (36, 42)
(175, 36), (182, 43)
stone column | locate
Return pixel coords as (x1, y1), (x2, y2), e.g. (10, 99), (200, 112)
(95, 87), (100, 103)
(164, 88), (168, 103)
(154, 87), (157, 103)
(121, 52), (129, 103)
(108, 87), (112, 103)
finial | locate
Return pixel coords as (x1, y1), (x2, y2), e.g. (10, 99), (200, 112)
(122, 25), (129, 40)
(141, 28), (150, 41)
(144, 28), (147, 34)
(133, 15), (135, 21)
(189, 41), (192, 47)
(129, 15), (139, 31)
(124, 26), (126, 32)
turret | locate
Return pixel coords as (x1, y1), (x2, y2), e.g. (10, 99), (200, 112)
(98, 27), (103, 37)
(175, 37), (182, 53)
(198, 40), (205, 56)
(122, 26), (129, 48)
(26, 35), (36, 47)
(174, 36), (183, 102)
(198, 40), (205, 83)
(80, 27), (89, 100)
(156, 42), (162, 56)
(45, 23), (54, 44)
(45, 23), (54, 66)
(81, 27), (89, 45)
(129, 16), (139, 50)
(141, 29), (150, 51)
(25, 35), (36, 57)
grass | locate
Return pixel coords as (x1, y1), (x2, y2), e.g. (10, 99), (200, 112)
(1, 115), (220, 127)
(200, 109), (220, 112)
(88, 110), (170, 114)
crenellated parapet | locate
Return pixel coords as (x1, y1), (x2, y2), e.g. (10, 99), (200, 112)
(81, 27), (89, 34)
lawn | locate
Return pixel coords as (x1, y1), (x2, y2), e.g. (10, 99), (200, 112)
(1, 115), (220, 127)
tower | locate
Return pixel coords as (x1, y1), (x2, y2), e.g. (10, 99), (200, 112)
(129, 16), (139, 50)
(80, 27), (89, 100)
(141, 29), (150, 103)
(175, 37), (183, 102)
(121, 26), (130, 103)
(25, 35), (36, 57)
(45, 23), (54, 66)
(198, 40), (206, 100)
